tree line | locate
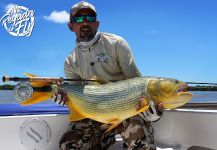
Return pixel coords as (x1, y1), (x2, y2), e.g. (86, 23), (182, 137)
(0, 84), (14, 90)
(188, 86), (217, 91)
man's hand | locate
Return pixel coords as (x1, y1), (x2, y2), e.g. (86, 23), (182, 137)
(51, 81), (69, 106)
(139, 99), (164, 122)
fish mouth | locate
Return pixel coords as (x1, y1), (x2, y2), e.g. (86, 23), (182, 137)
(176, 83), (193, 103)
(163, 83), (193, 109)
(162, 98), (190, 109)
(176, 83), (193, 97)
(176, 83), (189, 93)
(163, 83), (192, 108)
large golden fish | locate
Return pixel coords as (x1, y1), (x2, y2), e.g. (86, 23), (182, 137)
(9, 74), (193, 132)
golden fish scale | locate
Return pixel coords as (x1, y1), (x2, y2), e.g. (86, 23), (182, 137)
(60, 77), (149, 115)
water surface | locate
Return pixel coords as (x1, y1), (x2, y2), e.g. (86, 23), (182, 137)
(1, 90), (217, 104)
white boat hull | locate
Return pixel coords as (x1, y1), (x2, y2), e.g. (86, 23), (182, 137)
(0, 108), (217, 150)
(0, 114), (69, 150)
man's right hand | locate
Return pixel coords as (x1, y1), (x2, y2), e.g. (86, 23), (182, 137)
(51, 83), (69, 106)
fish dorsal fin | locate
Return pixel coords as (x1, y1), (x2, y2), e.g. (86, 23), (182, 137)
(89, 76), (109, 85)
(23, 72), (38, 77)
(23, 72), (51, 87)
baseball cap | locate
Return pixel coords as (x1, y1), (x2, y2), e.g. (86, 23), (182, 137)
(70, 1), (97, 16)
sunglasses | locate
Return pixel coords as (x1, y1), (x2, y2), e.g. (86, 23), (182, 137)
(72, 15), (97, 23)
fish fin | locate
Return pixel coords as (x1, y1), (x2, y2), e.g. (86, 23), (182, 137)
(30, 81), (52, 87)
(105, 120), (121, 133)
(108, 118), (119, 123)
(23, 72), (52, 87)
(67, 100), (86, 121)
(68, 111), (86, 121)
(20, 92), (52, 105)
(137, 105), (149, 113)
(89, 76), (109, 85)
(137, 97), (150, 113)
(23, 72), (38, 77)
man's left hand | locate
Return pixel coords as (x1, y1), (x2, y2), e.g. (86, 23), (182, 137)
(139, 100), (164, 122)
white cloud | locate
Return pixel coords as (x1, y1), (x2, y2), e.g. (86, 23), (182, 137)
(151, 29), (159, 35)
(147, 29), (160, 36)
(43, 10), (69, 24)
(4, 3), (16, 12)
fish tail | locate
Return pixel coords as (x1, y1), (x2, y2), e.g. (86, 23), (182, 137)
(21, 91), (52, 105)
(20, 73), (53, 105)
(23, 72), (52, 87)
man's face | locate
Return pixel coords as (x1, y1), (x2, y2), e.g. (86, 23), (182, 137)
(69, 9), (99, 42)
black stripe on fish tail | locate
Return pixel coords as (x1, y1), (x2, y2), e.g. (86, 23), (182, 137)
(33, 86), (52, 92)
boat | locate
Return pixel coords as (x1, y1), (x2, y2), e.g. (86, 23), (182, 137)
(0, 103), (217, 150)
(153, 103), (217, 150)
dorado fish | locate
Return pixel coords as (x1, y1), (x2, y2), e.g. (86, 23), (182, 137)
(6, 74), (193, 132)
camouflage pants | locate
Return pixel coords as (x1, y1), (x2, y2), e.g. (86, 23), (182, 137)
(59, 115), (155, 150)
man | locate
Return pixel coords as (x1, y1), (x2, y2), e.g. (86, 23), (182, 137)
(52, 1), (162, 150)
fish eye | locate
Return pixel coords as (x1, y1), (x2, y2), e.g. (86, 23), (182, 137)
(174, 80), (179, 84)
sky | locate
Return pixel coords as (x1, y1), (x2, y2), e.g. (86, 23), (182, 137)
(0, 0), (217, 85)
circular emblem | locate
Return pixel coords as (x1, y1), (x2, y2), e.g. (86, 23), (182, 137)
(14, 82), (33, 101)
(19, 118), (51, 150)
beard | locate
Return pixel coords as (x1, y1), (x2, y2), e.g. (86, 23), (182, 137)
(79, 25), (95, 41)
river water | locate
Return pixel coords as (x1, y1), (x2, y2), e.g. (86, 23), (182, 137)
(1, 90), (217, 104)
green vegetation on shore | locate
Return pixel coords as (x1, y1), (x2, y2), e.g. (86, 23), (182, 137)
(0, 84), (15, 90)
(188, 86), (217, 91)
